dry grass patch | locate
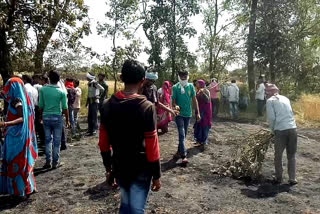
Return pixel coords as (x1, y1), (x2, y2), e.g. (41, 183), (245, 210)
(293, 94), (320, 127)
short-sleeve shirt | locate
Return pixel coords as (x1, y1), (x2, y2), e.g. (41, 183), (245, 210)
(39, 84), (68, 116)
(142, 84), (158, 104)
(172, 83), (196, 117)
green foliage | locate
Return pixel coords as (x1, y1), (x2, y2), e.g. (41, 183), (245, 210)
(97, 0), (140, 92)
(239, 83), (249, 97)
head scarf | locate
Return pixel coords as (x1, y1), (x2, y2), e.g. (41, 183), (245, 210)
(87, 72), (95, 80)
(65, 80), (74, 89)
(162, 81), (172, 104)
(146, 72), (158, 80)
(1, 77), (38, 196)
(266, 83), (279, 98)
(197, 80), (206, 88)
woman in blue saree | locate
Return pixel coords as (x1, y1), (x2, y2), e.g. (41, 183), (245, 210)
(0, 77), (38, 197)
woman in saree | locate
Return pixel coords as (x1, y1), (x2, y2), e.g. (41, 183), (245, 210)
(0, 77), (38, 197)
(157, 81), (173, 134)
(194, 80), (212, 145)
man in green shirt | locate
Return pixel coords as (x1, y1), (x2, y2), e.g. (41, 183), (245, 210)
(39, 70), (70, 169)
(172, 71), (200, 163)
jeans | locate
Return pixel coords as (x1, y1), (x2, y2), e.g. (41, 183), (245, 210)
(175, 116), (191, 158)
(194, 124), (210, 144)
(69, 107), (75, 134)
(88, 102), (98, 133)
(229, 102), (239, 119)
(119, 173), (152, 214)
(274, 128), (297, 182)
(43, 115), (63, 164)
(257, 99), (265, 116)
(211, 98), (220, 118)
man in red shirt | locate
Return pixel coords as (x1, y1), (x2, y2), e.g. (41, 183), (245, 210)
(99, 60), (161, 214)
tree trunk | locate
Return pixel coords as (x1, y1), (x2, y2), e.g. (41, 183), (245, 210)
(170, 0), (176, 82)
(0, 30), (13, 84)
(34, 24), (58, 74)
(269, 53), (275, 83)
(247, 0), (258, 102)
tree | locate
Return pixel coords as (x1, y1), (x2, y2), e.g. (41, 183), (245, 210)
(98, 0), (139, 93)
(141, 0), (165, 81)
(247, 0), (258, 101)
(199, 0), (241, 79)
(0, 0), (27, 83)
(30, 0), (90, 73)
(149, 0), (199, 81)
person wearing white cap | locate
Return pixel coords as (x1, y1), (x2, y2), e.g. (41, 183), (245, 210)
(266, 84), (298, 185)
(86, 72), (104, 136)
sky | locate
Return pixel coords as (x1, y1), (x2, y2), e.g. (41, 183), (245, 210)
(81, 1), (241, 70)
(81, 1), (204, 64)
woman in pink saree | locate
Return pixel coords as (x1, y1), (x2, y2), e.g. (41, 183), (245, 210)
(157, 81), (172, 134)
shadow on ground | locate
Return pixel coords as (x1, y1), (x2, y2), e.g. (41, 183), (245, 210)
(241, 183), (291, 198)
(0, 195), (32, 212)
(84, 181), (117, 201)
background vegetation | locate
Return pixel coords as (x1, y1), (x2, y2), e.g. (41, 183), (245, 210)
(0, 0), (319, 124)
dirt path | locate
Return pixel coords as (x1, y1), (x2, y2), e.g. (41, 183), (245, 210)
(1, 120), (319, 214)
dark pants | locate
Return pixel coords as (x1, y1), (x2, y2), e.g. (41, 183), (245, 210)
(274, 128), (297, 182)
(257, 99), (265, 116)
(88, 102), (98, 134)
(119, 173), (152, 214)
(61, 124), (67, 150)
(211, 98), (219, 118)
(35, 106), (45, 144)
(194, 124), (210, 144)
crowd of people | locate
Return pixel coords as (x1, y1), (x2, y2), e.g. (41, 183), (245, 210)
(0, 60), (298, 214)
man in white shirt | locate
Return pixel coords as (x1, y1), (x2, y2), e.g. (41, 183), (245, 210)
(227, 80), (239, 119)
(73, 79), (82, 132)
(266, 84), (298, 185)
(22, 75), (38, 109)
(255, 78), (266, 117)
(32, 74), (43, 93)
(32, 75), (45, 144)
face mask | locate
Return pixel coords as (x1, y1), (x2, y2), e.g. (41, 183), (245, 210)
(178, 76), (189, 94)
(178, 76), (189, 87)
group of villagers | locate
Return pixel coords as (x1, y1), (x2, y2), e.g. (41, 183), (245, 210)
(141, 68), (212, 164)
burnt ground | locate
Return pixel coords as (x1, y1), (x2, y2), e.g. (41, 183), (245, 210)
(0, 118), (319, 214)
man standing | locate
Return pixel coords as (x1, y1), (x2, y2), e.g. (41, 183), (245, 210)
(22, 75), (38, 109)
(256, 77), (266, 117)
(228, 80), (239, 119)
(65, 78), (77, 135)
(266, 84), (298, 185)
(208, 78), (220, 119)
(172, 71), (200, 163)
(99, 60), (161, 213)
(220, 81), (229, 117)
(141, 68), (176, 115)
(86, 72), (104, 136)
(98, 73), (108, 113)
(39, 70), (70, 169)
(73, 79), (82, 132)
